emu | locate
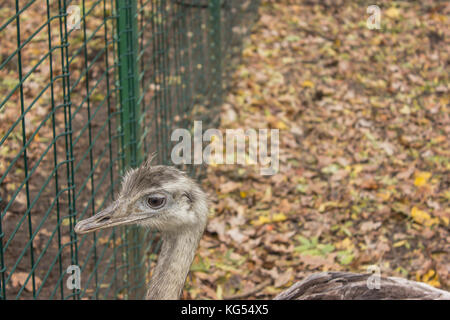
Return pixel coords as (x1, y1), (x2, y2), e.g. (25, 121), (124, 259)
(74, 160), (450, 300)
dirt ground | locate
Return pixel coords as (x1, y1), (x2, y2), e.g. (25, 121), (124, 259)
(187, 0), (449, 299)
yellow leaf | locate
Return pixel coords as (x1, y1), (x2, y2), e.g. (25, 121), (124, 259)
(252, 215), (271, 226)
(439, 97), (449, 107)
(318, 201), (340, 213)
(415, 272), (421, 282)
(430, 13), (446, 23)
(393, 240), (407, 248)
(240, 191), (247, 198)
(216, 284), (223, 300)
(346, 164), (363, 176)
(414, 171), (431, 187)
(272, 213), (287, 222)
(385, 7), (400, 19)
(334, 39), (341, 48)
(301, 80), (314, 88)
(427, 278), (441, 288)
(376, 191), (391, 201)
(336, 238), (354, 251)
(411, 206), (439, 227)
(252, 213), (287, 225)
(274, 120), (288, 130)
(421, 269), (441, 288)
(242, 47), (254, 58)
(423, 269), (435, 282)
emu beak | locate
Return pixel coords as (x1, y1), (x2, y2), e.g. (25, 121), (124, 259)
(74, 201), (144, 234)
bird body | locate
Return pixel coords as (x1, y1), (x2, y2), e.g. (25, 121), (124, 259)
(75, 162), (450, 300)
(274, 271), (450, 300)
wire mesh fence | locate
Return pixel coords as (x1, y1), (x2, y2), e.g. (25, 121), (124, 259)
(0, 0), (259, 299)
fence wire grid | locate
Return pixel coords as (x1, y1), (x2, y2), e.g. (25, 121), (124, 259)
(0, 0), (259, 299)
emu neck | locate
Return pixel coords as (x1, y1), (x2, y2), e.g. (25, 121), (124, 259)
(146, 229), (202, 299)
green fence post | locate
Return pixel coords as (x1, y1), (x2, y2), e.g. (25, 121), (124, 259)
(0, 210), (4, 299)
(115, 0), (145, 299)
(209, 0), (222, 106)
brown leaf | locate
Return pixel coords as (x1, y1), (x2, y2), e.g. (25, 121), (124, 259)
(298, 254), (340, 271)
(261, 267), (279, 280)
(274, 268), (293, 288)
(331, 169), (349, 181)
(261, 186), (272, 202)
(10, 272), (42, 292)
(359, 177), (379, 190)
(207, 218), (227, 242)
(278, 199), (292, 213)
(226, 228), (249, 244)
(360, 221), (382, 232)
(220, 181), (241, 194)
(395, 165), (415, 180)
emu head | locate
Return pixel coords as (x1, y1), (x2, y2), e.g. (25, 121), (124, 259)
(74, 159), (208, 235)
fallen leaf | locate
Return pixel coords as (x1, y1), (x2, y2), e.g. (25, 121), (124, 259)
(414, 171), (431, 187)
(385, 7), (400, 19)
(220, 181), (241, 194)
(274, 268), (293, 288)
(360, 221), (382, 232)
(411, 206), (439, 227)
(301, 80), (314, 88)
(226, 228), (248, 244)
(10, 272), (42, 292)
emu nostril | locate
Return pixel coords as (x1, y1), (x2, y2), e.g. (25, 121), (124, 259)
(97, 216), (111, 223)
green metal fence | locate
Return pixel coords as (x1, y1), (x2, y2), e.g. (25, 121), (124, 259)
(0, 0), (259, 299)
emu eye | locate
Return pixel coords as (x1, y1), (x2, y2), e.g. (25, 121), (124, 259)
(146, 196), (166, 209)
